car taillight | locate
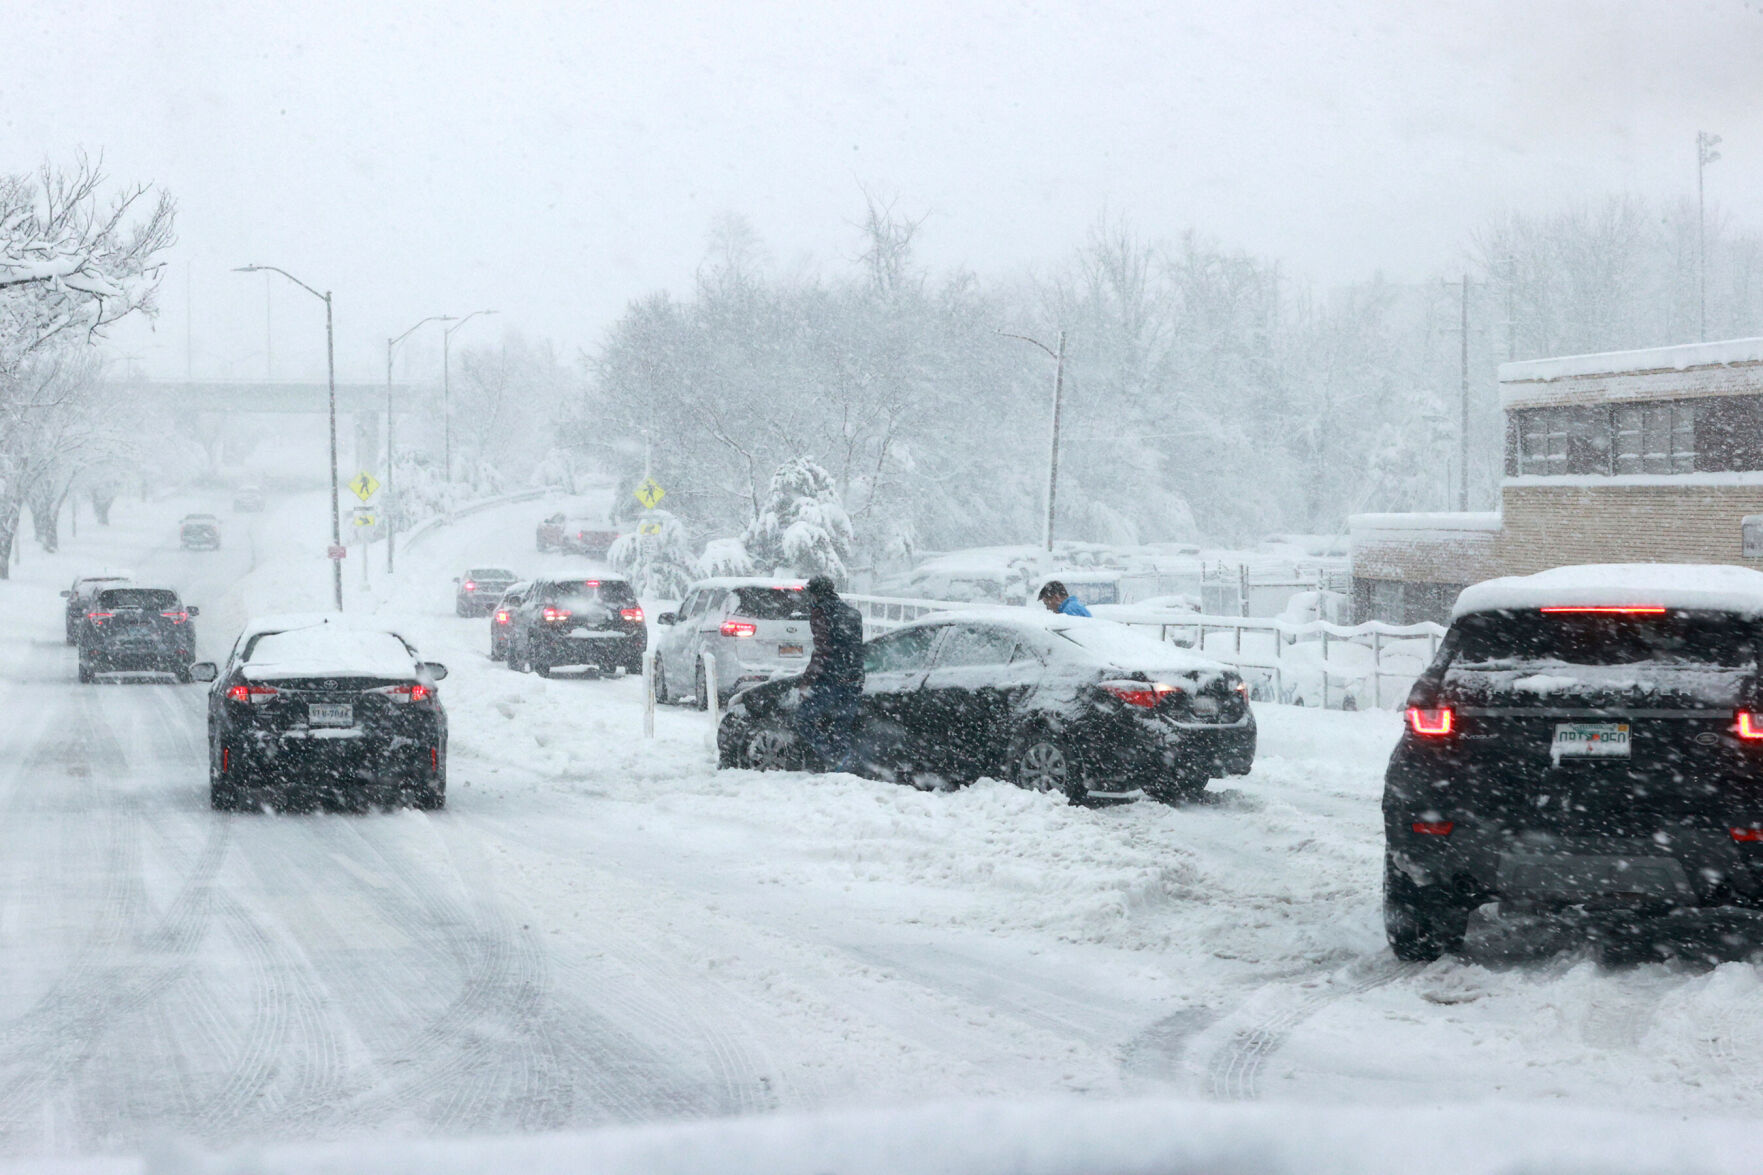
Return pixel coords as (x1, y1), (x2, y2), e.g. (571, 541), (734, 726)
(160, 610), (188, 624)
(494, 610), (511, 624)
(1406, 707), (1454, 737)
(86, 611), (114, 625)
(1099, 680), (1178, 708)
(1732, 827), (1763, 843)
(1738, 712), (1763, 740)
(376, 682), (431, 703)
(621, 607), (645, 623)
(1412, 821), (1454, 836)
(464, 580), (477, 591)
(1538, 605), (1666, 614)
(720, 620), (757, 637)
(226, 682), (278, 704)
(543, 607), (573, 622)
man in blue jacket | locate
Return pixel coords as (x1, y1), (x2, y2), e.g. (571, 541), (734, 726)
(797, 575), (866, 771)
(1037, 580), (1092, 617)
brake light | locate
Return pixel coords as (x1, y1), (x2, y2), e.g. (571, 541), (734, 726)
(494, 609), (511, 624)
(464, 580), (477, 591)
(1733, 827), (1763, 843)
(1406, 707), (1454, 737)
(86, 611), (114, 625)
(160, 610), (188, 625)
(1538, 606), (1667, 615)
(1738, 711), (1763, 740)
(720, 620), (757, 638)
(225, 682), (278, 704)
(583, 579), (600, 588)
(621, 607), (645, 623)
(1100, 680), (1178, 708)
(543, 606), (573, 622)
(1412, 821), (1454, 836)
(376, 682), (431, 703)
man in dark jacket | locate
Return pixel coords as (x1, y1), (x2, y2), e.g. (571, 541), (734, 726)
(797, 575), (866, 771)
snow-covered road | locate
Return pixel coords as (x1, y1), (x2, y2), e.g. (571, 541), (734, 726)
(7, 492), (1763, 1170)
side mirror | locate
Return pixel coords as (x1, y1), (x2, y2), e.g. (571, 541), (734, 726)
(657, 612), (677, 625)
(60, 590), (71, 598)
(421, 662), (449, 681)
(189, 662), (218, 683)
(186, 605), (201, 618)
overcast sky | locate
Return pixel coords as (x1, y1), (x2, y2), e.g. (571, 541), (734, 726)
(5, 0), (1762, 383)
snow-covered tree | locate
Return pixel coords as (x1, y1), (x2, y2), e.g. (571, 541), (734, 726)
(743, 457), (853, 582)
(697, 537), (753, 578)
(608, 509), (695, 597)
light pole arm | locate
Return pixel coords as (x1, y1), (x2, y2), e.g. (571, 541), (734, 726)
(997, 330), (1060, 361)
(235, 264), (327, 305)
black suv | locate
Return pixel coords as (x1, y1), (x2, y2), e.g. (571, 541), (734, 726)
(200, 617), (448, 811)
(62, 572), (133, 643)
(180, 514), (221, 550)
(1384, 564), (1763, 961)
(77, 587), (199, 682)
(504, 575), (645, 676)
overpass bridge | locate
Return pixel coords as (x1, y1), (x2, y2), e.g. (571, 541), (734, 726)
(127, 380), (418, 415)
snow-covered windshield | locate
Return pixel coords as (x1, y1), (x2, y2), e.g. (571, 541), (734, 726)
(242, 628), (416, 677)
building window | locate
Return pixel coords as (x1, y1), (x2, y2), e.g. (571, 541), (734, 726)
(1516, 396), (1763, 478)
(1516, 407), (1608, 476)
(1612, 402), (1695, 474)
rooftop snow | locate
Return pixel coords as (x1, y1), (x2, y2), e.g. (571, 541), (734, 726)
(1498, 336), (1763, 384)
(1453, 563), (1763, 619)
(1349, 512), (1502, 534)
(243, 627), (420, 679)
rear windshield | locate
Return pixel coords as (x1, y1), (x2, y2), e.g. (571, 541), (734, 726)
(244, 628), (416, 675)
(732, 587), (808, 619)
(551, 580), (636, 607)
(468, 568), (515, 580)
(1452, 610), (1760, 669)
(96, 588), (178, 610)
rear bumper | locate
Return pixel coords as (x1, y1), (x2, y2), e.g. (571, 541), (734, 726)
(529, 627), (645, 666)
(222, 722), (445, 787)
(84, 644), (193, 671)
(1085, 716), (1257, 787)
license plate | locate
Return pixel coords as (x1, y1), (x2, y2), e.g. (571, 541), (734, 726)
(778, 644), (804, 657)
(1191, 696), (1220, 718)
(1551, 722), (1630, 759)
(309, 703), (354, 727)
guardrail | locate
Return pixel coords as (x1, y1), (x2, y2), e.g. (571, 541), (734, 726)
(843, 592), (1444, 711)
(400, 488), (554, 551)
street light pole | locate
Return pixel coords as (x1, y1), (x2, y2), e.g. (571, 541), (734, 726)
(386, 315), (455, 573)
(442, 309), (497, 488)
(1698, 131), (1722, 343)
(234, 264), (344, 611)
(1000, 328), (1067, 552)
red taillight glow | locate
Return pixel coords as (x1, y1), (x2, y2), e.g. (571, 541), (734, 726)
(160, 610), (188, 624)
(86, 611), (114, 625)
(1406, 706), (1455, 736)
(621, 606), (645, 623)
(376, 682), (431, 703)
(1733, 827), (1763, 843)
(1100, 680), (1178, 708)
(225, 683), (278, 704)
(583, 579), (600, 588)
(463, 580), (477, 591)
(1412, 821), (1455, 836)
(1738, 711), (1763, 740)
(1538, 605), (1667, 615)
(543, 606), (573, 622)
(494, 610), (511, 624)
(720, 620), (757, 638)
(221, 747), (230, 773)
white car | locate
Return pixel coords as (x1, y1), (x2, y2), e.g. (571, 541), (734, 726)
(652, 578), (812, 708)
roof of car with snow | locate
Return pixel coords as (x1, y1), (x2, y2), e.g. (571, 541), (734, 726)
(235, 613), (414, 645)
(894, 609), (1233, 675)
(1452, 564), (1763, 619)
(242, 626), (420, 679)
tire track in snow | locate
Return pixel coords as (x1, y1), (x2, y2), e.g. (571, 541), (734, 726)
(1199, 954), (1418, 1101)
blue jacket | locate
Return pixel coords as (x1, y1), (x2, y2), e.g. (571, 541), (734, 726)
(1057, 597), (1092, 617)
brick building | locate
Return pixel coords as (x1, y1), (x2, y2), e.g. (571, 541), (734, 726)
(1351, 336), (1763, 624)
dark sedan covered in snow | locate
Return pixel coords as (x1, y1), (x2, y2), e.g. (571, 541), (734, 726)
(200, 615), (448, 812)
(718, 610), (1255, 803)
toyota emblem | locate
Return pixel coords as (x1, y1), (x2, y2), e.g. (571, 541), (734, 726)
(324, 680), (338, 690)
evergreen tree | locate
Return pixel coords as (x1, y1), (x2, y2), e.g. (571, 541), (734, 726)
(743, 457), (854, 582)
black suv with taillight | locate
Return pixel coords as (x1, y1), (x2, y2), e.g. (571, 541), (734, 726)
(200, 617), (448, 811)
(504, 575), (645, 677)
(1384, 564), (1763, 961)
(77, 587), (200, 682)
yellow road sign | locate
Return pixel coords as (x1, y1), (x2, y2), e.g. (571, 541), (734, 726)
(637, 520), (663, 536)
(633, 477), (666, 509)
(350, 472), (381, 502)
(354, 514), (377, 527)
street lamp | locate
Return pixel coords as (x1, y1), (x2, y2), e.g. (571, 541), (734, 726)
(1000, 328), (1067, 552)
(233, 264), (344, 611)
(442, 309), (497, 485)
(386, 315), (455, 574)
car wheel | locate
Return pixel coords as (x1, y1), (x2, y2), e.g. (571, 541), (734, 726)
(1383, 855), (1470, 962)
(742, 720), (801, 771)
(1010, 729), (1086, 803)
(78, 658), (94, 685)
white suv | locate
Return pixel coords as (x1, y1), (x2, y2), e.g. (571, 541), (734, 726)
(653, 578), (812, 708)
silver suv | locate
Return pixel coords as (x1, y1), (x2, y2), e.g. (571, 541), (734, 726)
(653, 578), (812, 708)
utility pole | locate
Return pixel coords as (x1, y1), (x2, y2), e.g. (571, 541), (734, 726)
(1698, 131), (1722, 343)
(999, 329), (1067, 552)
(1458, 273), (1470, 511)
